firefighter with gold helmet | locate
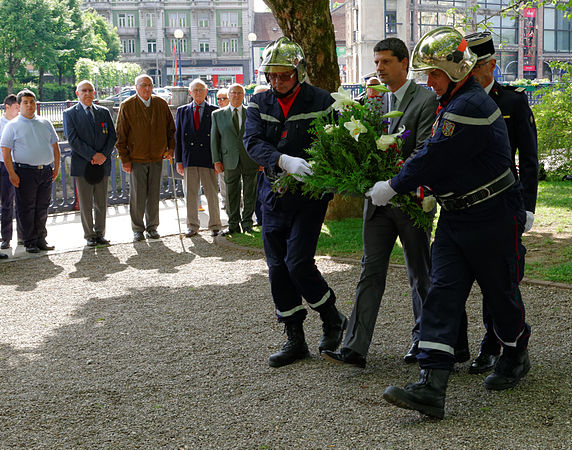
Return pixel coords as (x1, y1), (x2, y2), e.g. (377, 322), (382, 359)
(368, 27), (531, 418)
(243, 37), (347, 368)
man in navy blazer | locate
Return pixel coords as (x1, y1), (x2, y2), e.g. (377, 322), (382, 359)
(175, 78), (221, 237)
(63, 80), (117, 246)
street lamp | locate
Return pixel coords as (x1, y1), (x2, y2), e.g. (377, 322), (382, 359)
(93, 66), (99, 99)
(174, 28), (184, 87)
(248, 32), (257, 84)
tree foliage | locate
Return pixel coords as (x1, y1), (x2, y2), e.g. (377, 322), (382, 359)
(74, 59), (142, 96)
(532, 62), (572, 177)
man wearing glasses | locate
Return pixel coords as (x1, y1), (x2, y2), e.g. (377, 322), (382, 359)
(244, 37), (347, 368)
(215, 88), (230, 208)
(116, 75), (176, 242)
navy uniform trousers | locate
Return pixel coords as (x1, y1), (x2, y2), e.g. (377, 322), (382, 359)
(417, 189), (531, 370)
(260, 176), (333, 323)
(14, 165), (52, 247)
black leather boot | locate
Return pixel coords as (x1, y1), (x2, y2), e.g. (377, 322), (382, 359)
(318, 302), (347, 353)
(268, 321), (309, 368)
(383, 368), (451, 419)
(485, 349), (530, 390)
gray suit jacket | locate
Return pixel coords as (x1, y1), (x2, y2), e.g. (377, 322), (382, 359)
(210, 106), (258, 172)
(366, 81), (438, 220)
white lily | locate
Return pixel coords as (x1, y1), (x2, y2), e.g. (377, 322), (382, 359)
(344, 116), (367, 142)
(375, 125), (406, 151)
(323, 124), (336, 134)
(331, 86), (358, 112)
(422, 195), (437, 212)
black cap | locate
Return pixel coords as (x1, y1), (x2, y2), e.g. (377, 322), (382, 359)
(84, 163), (105, 185)
(465, 31), (496, 60)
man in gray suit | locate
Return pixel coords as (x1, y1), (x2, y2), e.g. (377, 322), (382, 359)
(63, 80), (117, 246)
(211, 83), (259, 235)
(322, 38), (439, 368)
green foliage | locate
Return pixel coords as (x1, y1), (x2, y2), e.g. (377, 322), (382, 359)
(74, 59), (143, 97)
(274, 92), (433, 229)
(0, 83), (75, 101)
(83, 9), (121, 62)
(532, 62), (572, 178)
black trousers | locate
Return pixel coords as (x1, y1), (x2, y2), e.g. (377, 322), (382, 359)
(15, 166), (52, 247)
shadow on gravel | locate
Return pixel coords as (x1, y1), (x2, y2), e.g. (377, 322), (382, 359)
(0, 241), (570, 448)
(0, 256), (64, 292)
(69, 247), (129, 282)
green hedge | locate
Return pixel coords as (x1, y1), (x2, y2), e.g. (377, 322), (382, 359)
(0, 83), (76, 102)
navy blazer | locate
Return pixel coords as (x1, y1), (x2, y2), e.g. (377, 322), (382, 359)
(175, 101), (218, 168)
(63, 103), (117, 177)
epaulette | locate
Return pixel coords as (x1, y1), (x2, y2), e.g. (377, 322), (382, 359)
(503, 85), (527, 94)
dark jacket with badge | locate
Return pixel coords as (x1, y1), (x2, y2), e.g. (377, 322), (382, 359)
(490, 81), (538, 212)
(63, 103), (117, 177)
(175, 101), (218, 168)
(391, 76), (515, 204)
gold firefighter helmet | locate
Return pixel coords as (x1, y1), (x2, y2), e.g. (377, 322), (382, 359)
(411, 26), (477, 82)
(259, 37), (308, 83)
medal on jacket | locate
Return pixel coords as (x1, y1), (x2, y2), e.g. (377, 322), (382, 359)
(101, 122), (107, 134)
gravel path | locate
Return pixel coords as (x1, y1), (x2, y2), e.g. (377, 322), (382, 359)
(0, 235), (570, 448)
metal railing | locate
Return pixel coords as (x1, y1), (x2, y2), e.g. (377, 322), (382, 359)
(50, 142), (183, 214)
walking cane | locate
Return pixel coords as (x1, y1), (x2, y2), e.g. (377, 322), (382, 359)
(169, 158), (185, 253)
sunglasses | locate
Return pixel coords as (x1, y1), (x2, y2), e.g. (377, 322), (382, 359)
(267, 72), (296, 82)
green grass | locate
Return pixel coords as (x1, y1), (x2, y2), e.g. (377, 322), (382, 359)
(229, 180), (571, 284)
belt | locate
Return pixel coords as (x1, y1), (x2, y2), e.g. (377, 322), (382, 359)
(436, 168), (515, 211)
(15, 163), (51, 170)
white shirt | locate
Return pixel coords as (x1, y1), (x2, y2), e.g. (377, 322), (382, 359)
(484, 79), (495, 95)
(137, 94), (151, 108)
(0, 114), (58, 165)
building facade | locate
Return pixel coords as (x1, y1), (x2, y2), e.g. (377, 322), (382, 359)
(345, 0), (572, 83)
(84, 0), (255, 88)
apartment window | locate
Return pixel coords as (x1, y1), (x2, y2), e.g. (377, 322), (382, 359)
(127, 14), (135, 27)
(122, 39), (136, 54)
(475, 13), (519, 46)
(170, 12), (187, 28)
(146, 13), (155, 28)
(230, 38), (238, 52)
(199, 13), (209, 28)
(544, 6), (572, 52)
(171, 38), (188, 54)
(200, 40), (210, 52)
(222, 39), (229, 53)
(220, 12), (238, 27)
(419, 11), (461, 36)
(118, 13), (126, 27)
(417, 0), (466, 5)
(147, 39), (157, 53)
(385, 11), (397, 34)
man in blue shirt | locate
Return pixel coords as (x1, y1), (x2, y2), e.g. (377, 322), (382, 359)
(1, 89), (60, 254)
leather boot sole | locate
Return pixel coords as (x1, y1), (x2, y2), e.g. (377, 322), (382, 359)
(383, 386), (444, 419)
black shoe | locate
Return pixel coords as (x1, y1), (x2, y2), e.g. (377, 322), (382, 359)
(37, 242), (55, 251)
(485, 349), (530, 390)
(86, 238), (98, 247)
(0, 240), (9, 250)
(133, 231), (145, 242)
(221, 228), (240, 236)
(210, 229), (220, 237)
(469, 351), (499, 374)
(185, 229), (198, 237)
(146, 230), (160, 239)
(321, 349), (366, 368)
(0, 252), (8, 259)
(383, 368), (451, 419)
(96, 236), (110, 246)
(318, 301), (347, 353)
(268, 322), (310, 368)
(454, 347), (471, 363)
(25, 246), (40, 254)
(404, 342), (420, 364)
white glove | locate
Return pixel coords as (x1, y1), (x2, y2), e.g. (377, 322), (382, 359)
(366, 180), (397, 206)
(278, 154), (313, 181)
(524, 211), (534, 232)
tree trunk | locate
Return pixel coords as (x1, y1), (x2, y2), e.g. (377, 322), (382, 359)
(263, 0), (363, 219)
(38, 68), (45, 101)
